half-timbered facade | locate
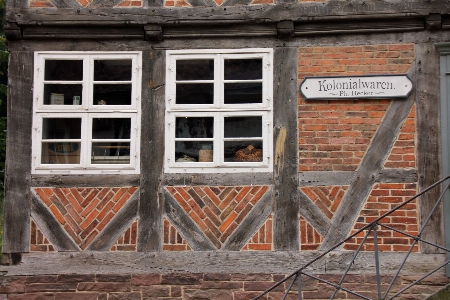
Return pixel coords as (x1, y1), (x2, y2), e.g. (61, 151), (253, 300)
(1, 0), (450, 298)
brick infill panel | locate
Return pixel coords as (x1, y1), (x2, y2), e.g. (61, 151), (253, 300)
(166, 185), (269, 249)
(0, 273), (446, 299)
(298, 43), (416, 172)
(32, 187), (138, 250)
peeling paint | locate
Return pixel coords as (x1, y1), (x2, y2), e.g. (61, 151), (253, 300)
(274, 127), (286, 176)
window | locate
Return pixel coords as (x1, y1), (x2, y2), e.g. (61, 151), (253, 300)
(165, 49), (273, 173)
(32, 52), (142, 174)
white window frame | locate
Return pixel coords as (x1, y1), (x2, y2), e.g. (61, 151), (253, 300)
(32, 52), (142, 174)
(165, 48), (273, 173)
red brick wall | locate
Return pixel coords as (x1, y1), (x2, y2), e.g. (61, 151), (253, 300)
(298, 44), (415, 172)
(0, 273), (446, 299)
(298, 43), (418, 252)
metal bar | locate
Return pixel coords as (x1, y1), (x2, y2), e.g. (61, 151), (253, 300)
(387, 259), (450, 300)
(330, 226), (373, 300)
(382, 181), (450, 298)
(379, 223), (450, 252)
(282, 273), (298, 300)
(373, 223), (382, 300)
(298, 272), (302, 300)
(301, 272), (372, 300)
(253, 176), (450, 300)
(418, 180), (450, 235)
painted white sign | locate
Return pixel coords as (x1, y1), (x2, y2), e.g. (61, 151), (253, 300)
(300, 75), (413, 100)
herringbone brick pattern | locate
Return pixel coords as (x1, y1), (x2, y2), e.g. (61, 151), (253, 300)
(30, 219), (55, 252)
(166, 185), (269, 249)
(241, 214), (272, 251)
(163, 218), (192, 251)
(33, 187), (138, 250)
(300, 186), (348, 219)
(300, 216), (323, 250)
(110, 219), (138, 251)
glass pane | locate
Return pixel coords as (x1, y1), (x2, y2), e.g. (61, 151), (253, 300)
(91, 142), (130, 164)
(224, 82), (262, 104)
(176, 83), (214, 105)
(224, 141), (263, 162)
(44, 84), (83, 105)
(93, 84), (132, 105)
(41, 142), (81, 164)
(94, 60), (132, 81)
(42, 118), (81, 139)
(176, 117), (213, 138)
(176, 60), (214, 81)
(224, 59), (262, 80)
(175, 141), (213, 163)
(45, 60), (83, 81)
(224, 116), (262, 138)
(92, 118), (131, 140)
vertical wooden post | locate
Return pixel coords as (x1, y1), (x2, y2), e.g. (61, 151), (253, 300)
(416, 43), (444, 253)
(138, 49), (165, 251)
(2, 51), (33, 254)
(273, 47), (299, 250)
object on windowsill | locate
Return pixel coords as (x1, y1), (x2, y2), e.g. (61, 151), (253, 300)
(234, 145), (262, 162)
(98, 99), (106, 105)
(176, 155), (196, 162)
(51, 93), (64, 105)
(199, 150), (213, 162)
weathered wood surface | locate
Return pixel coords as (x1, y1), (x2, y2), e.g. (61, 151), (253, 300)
(164, 173), (272, 187)
(273, 47), (298, 251)
(416, 43), (444, 253)
(320, 90), (416, 250)
(31, 190), (79, 251)
(294, 17), (424, 36)
(222, 187), (273, 251)
(8, 18), (436, 40)
(8, 1), (450, 25)
(0, 252), (446, 276)
(31, 175), (140, 187)
(137, 49), (165, 252)
(2, 51), (33, 253)
(299, 169), (418, 186)
(163, 190), (216, 251)
(298, 189), (330, 236)
(22, 25), (144, 39)
(87, 192), (139, 251)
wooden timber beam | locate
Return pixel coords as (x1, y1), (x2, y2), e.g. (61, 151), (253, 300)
(6, 0), (450, 25)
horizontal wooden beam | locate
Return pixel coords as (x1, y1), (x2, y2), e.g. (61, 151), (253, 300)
(0, 251), (446, 276)
(299, 169), (418, 186)
(8, 1), (450, 25)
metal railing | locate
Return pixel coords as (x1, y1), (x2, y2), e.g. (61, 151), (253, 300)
(253, 175), (450, 300)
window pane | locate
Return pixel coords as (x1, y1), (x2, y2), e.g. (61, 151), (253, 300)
(224, 82), (262, 104)
(45, 60), (83, 81)
(224, 116), (262, 138)
(176, 117), (213, 138)
(93, 84), (132, 105)
(42, 118), (81, 139)
(91, 142), (130, 164)
(176, 60), (214, 81)
(44, 84), (83, 105)
(94, 60), (132, 81)
(176, 83), (214, 105)
(224, 141), (263, 162)
(41, 142), (81, 164)
(224, 59), (262, 80)
(92, 118), (131, 139)
(175, 141), (213, 163)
